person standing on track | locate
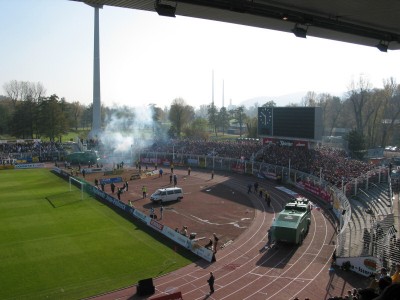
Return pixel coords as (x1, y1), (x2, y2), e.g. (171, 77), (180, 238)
(150, 206), (156, 219)
(213, 233), (219, 253)
(254, 181), (259, 193)
(142, 185), (147, 198)
(247, 183), (252, 194)
(207, 272), (215, 294)
(265, 192), (271, 207)
(160, 205), (164, 220)
(264, 228), (274, 249)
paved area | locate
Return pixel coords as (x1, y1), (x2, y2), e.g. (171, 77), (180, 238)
(80, 167), (367, 300)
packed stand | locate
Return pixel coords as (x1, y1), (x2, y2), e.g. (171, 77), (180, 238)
(146, 138), (261, 161)
(87, 138), (377, 188)
(0, 141), (65, 162)
(258, 144), (375, 187)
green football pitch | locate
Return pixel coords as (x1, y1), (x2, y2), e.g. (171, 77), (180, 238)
(0, 168), (195, 300)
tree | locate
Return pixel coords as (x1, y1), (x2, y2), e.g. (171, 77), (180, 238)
(218, 107), (230, 135)
(301, 91), (318, 107)
(380, 78), (400, 147)
(345, 129), (366, 159)
(169, 98), (194, 137)
(246, 116), (258, 138)
(10, 99), (35, 138)
(82, 104), (93, 130)
(207, 102), (219, 136)
(70, 101), (83, 131)
(262, 100), (276, 107)
(195, 104), (208, 118)
(322, 95), (343, 136)
(183, 117), (209, 140)
(3, 80), (21, 108)
(246, 102), (259, 118)
(3, 80), (46, 107)
(230, 106), (246, 137)
(37, 95), (69, 141)
(364, 89), (385, 147)
(347, 75), (373, 134)
(0, 97), (13, 135)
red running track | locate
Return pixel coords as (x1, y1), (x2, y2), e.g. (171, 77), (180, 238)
(89, 170), (360, 300)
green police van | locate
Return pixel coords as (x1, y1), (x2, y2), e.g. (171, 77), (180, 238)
(271, 197), (311, 245)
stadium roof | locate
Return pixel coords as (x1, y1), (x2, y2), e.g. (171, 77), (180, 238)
(71, 0), (400, 51)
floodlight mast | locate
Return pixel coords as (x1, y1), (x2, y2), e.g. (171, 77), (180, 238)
(88, 4), (102, 139)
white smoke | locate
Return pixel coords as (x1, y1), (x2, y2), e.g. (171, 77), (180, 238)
(98, 105), (157, 158)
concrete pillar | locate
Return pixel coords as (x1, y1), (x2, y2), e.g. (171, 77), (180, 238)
(90, 5), (102, 138)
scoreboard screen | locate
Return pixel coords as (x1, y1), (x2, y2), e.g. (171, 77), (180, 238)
(258, 107), (322, 140)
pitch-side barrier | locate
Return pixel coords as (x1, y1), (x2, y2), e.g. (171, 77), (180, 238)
(52, 167), (214, 262)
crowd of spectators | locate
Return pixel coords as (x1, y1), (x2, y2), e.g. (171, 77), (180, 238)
(0, 140), (65, 162)
(146, 138), (261, 161)
(1, 138), (379, 188)
(142, 139), (377, 187)
(258, 144), (376, 187)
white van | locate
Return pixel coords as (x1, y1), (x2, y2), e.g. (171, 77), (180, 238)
(150, 187), (184, 203)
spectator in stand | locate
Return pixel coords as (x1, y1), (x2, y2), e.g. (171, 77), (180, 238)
(392, 263), (400, 283)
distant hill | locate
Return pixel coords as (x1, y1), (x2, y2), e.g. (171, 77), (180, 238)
(239, 91), (308, 107)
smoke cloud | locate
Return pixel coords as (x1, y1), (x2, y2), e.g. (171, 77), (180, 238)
(98, 105), (158, 161)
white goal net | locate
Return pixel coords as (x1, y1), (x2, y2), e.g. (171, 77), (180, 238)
(69, 176), (85, 200)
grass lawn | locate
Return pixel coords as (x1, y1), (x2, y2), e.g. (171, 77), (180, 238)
(0, 168), (195, 300)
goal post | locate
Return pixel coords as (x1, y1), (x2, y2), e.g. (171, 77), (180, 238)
(69, 176), (85, 200)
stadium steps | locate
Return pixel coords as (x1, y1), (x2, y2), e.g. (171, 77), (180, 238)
(343, 197), (370, 257)
(360, 186), (392, 218)
(357, 188), (387, 218)
(369, 182), (392, 206)
(342, 183), (392, 258)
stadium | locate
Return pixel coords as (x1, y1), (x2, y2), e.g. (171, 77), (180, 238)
(1, 121), (399, 299)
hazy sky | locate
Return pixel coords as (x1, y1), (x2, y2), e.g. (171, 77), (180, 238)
(1, 0), (400, 109)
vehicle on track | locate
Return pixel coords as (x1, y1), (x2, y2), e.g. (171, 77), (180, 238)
(66, 150), (99, 165)
(271, 197), (311, 245)
(150, 187), (184, 203)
